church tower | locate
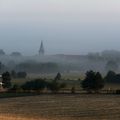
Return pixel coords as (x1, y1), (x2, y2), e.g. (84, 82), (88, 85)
(39, 41), (45, 56)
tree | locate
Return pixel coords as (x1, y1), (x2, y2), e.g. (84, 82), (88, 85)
(81, 71), (104, 93)
(94, 72), (104, 93)
(16, 62), (59, 73)
(105, 71), (120, 83)
(11, 52), (22, 57)
(2, 71), (11, 89)
(0, 49), (5, 56)
(54, 72), (61, 81)
(104, 71), (116, 83)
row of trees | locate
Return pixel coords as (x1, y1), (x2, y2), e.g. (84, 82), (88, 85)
(1, 71), (120, 94)
(11, 73), (66, 93)
(9, 71), (104, 93)
(0, 49), (22, 56)
(11, 70), (27, 78)
(2, 71), (104, 93)
(16, 62), (59, 73)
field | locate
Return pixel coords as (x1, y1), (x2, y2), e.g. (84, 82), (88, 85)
(0, 94), (120, 120)
(12, 72), (120, 91)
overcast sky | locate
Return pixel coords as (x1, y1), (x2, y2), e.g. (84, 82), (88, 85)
(0, 0), (120, 55)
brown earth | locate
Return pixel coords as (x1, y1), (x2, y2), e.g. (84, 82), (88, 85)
(0, 94), (120, 120)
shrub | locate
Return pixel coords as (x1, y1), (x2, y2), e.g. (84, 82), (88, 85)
(22, 79), (46, 92)
(47, 80), (66, 93)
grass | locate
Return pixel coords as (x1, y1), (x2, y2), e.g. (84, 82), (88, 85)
(0, 94), (120, 120)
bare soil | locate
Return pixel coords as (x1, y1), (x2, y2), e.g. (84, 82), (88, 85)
(0, 94), (120, 120)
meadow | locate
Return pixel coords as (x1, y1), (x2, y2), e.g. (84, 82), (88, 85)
(0, 94), (120, 120)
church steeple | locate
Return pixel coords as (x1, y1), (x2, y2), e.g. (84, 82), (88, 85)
(39, 41), (45, 56)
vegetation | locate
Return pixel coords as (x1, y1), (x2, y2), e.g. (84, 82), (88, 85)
(21, 79), (47, 92)
(0, 49), (5, 56)
(2, 71), (11, 89)
(105, 70), (120, 83)
(47, 80), (66, 93)
(54, 72), (61, 81)
(16, 62), (59, 73)
(81, 71), (104, 93)
(1, 70), (120, 95)
(11, 52), (22, 57)
(11, 70), (27, 78)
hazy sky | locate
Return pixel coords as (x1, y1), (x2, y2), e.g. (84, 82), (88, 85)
(0, 0), (120, 55)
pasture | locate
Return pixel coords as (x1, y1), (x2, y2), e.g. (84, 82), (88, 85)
(0, 94), (120, 120)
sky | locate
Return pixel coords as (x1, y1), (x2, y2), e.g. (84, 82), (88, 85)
(0, 0), (120, 55)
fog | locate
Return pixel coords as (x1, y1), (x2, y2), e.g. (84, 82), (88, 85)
(0, 50), (120, 74)
(0, 0), (120, 55)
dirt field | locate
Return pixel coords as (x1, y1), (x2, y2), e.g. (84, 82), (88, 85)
(0, 94), (120, 120)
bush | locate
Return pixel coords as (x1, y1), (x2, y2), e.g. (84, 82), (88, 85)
(47, 80), (66, 93)
(22, 79), (47, 92)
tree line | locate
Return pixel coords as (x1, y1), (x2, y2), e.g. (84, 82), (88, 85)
(1, 71), (120, 94)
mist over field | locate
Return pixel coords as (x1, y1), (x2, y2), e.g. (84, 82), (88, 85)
(0, 49), (119, 75)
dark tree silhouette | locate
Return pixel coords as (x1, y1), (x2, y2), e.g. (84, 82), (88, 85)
(94, 72), (104, 92)
(105, 71), (116, 83)
(54, 72), (61, 81)
(2, 71), (11, 89)
(0, 49), (5, 56)
(105, 71), (120, 83)
(81, 71), (104, 93)
(11, 52), (22, 57)
(22, 79), (46, 92)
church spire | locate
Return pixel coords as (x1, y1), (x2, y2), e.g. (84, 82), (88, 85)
(39, 41), (45, 56)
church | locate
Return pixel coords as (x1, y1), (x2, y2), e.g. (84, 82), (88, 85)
(39, 41), (45, 56)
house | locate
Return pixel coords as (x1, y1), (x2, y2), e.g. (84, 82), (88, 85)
(0, 75), (3, 90)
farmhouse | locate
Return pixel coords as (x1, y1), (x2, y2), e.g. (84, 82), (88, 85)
(0, 75), (3, 91)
